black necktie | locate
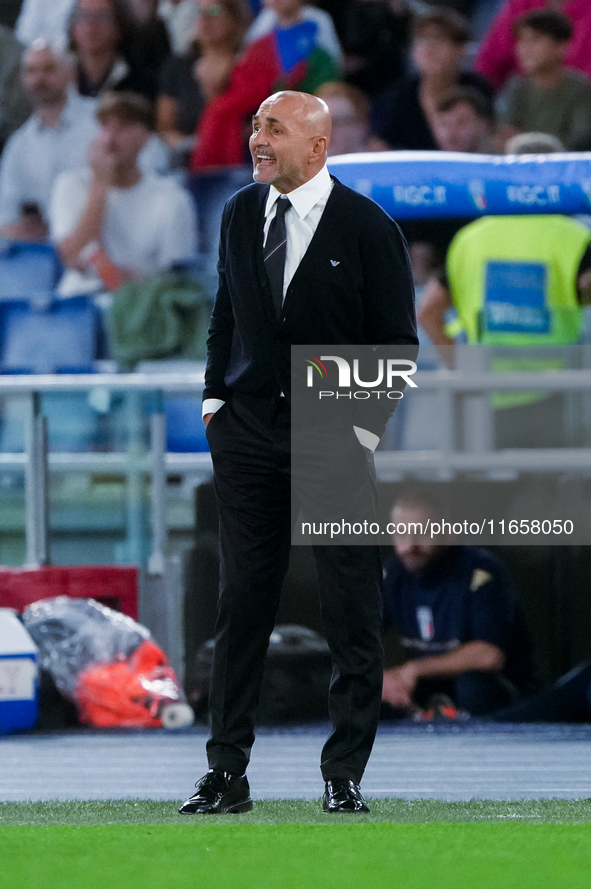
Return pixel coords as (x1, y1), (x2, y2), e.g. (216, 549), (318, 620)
(264, 196), (291, 318)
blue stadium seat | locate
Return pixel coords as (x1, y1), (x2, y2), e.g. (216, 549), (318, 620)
(165, 396), (208, 453)
(0, 296), (104, 374)
(0, 296), (107, 453)
(136, 360), (209, 453)
(0, 242), (62, 301)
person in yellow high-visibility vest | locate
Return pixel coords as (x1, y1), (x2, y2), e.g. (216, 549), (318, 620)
(418, 134), (591, 447)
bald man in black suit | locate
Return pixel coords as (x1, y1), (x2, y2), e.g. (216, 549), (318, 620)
(180, 91), (417, 815)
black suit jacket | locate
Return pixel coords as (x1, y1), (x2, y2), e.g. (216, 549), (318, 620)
(203, 176), (418, 438)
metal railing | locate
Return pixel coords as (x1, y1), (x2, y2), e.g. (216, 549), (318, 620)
(0, 372), (208, 571)
(1, 354), (590, 567)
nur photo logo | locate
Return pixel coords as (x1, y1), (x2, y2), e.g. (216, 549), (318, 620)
(305, 354), (418, 400)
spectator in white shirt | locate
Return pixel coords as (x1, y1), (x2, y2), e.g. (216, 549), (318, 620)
(0, 40), (96, 243)
(0, 40), (170, 244)
(50, 91), (197, 296)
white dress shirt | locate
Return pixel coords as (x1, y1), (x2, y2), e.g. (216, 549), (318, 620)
(263, 164), (332, 300)
(203, 165), (379, 451)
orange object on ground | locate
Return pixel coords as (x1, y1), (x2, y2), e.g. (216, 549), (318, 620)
(75, 639), (182, 727)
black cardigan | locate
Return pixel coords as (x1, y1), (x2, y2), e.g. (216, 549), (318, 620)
(204, 177), (418, 438)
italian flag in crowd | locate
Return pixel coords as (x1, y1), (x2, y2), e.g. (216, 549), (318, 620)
(190, 21), (338, 171)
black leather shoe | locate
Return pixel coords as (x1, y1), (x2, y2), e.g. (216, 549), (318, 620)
(179, 770), (253, 814)
(322, 779), (370, 813)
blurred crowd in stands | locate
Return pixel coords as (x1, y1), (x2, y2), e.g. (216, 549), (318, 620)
(2, 0), (591, 344)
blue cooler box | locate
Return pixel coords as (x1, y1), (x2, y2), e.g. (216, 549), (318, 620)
(0, 608), (39, 733)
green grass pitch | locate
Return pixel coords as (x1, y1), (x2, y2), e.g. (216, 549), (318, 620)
(2, 800), (591, 889)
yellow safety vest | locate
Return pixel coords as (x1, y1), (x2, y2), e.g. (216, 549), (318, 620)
(447, 215), (590, 407)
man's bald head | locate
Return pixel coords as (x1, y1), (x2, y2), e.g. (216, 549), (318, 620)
(250, 90), (332, 193)
(263, 90), (332, 139)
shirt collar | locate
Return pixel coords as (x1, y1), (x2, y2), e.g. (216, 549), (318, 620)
(265, 165), (332, 220)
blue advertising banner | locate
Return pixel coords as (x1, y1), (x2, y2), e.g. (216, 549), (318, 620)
(328, 151), (591, 219)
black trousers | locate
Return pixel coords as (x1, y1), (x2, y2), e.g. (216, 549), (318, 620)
(204, 395), (384, 783)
